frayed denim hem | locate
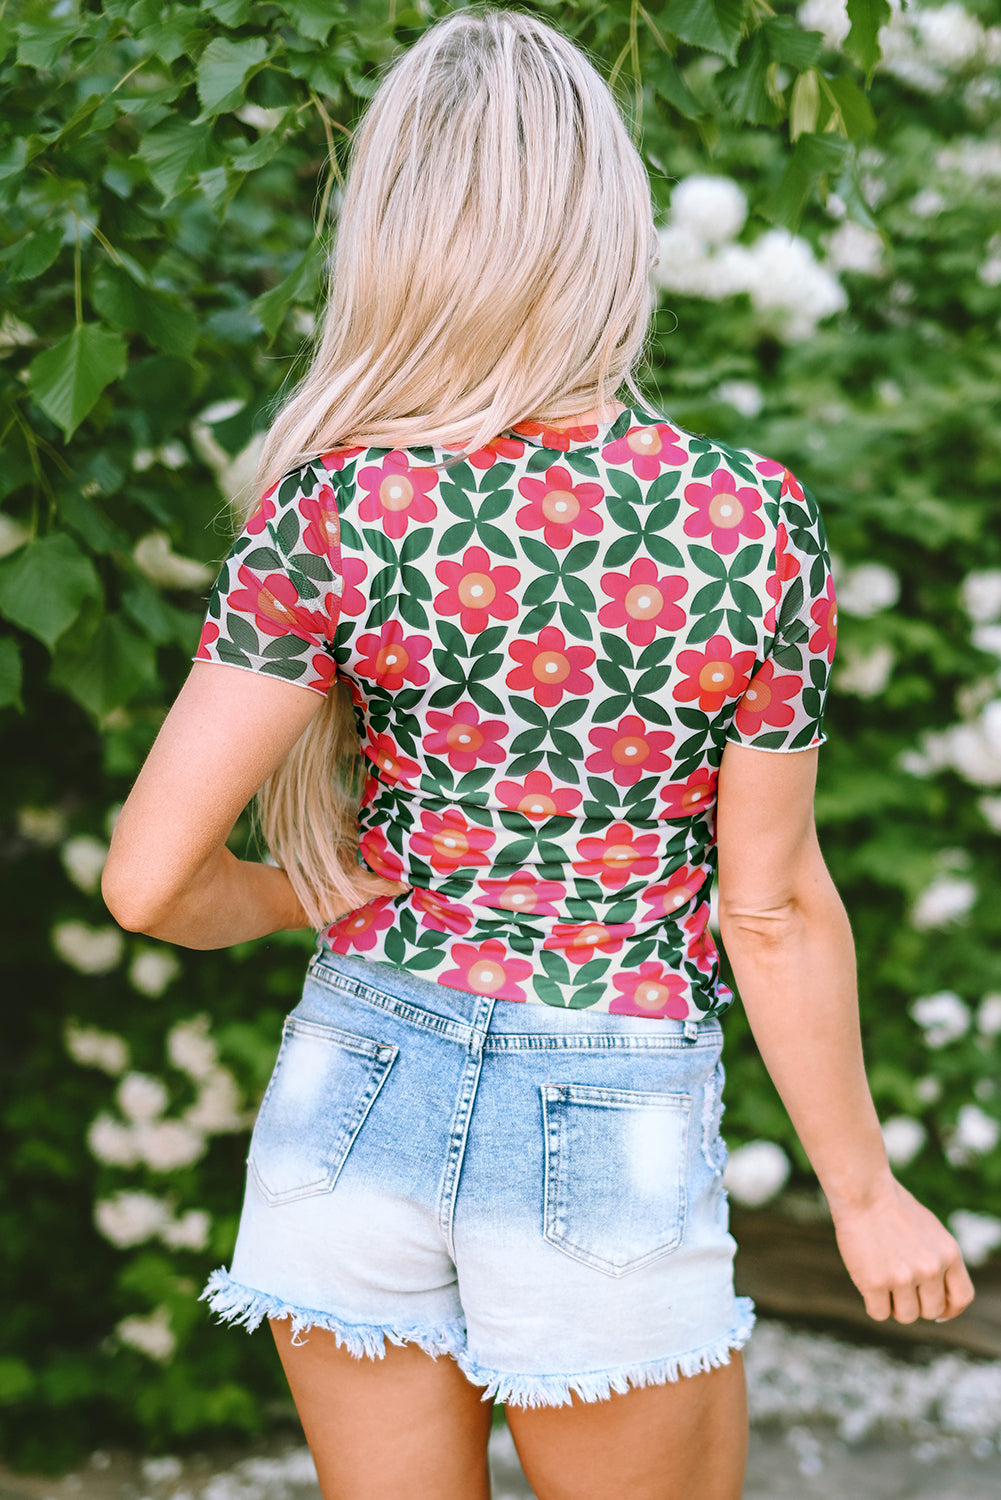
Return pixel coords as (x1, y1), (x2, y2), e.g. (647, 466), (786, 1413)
(459, 1296), (756, 1408)
(199, 1269), (467, 1361)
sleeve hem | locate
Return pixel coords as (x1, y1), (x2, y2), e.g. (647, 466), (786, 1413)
(190, 655), (331, 698)
(723, 733), (827, 754)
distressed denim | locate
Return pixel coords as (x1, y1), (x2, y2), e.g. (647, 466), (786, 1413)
(201, 950), (754, 1406)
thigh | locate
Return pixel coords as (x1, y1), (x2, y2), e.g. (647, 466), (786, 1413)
(270, 1318), (494, 1500)
(505, 1352), (748, 1500)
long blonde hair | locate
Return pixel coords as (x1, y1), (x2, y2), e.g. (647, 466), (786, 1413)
(256, 5), (658, 925)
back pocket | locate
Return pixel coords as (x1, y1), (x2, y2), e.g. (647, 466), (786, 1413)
(248, 1017), (397, 1205)
(542, 1084), (690, 1277)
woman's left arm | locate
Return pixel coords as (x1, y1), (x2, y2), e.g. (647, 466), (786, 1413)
(104, 663), (349, 948)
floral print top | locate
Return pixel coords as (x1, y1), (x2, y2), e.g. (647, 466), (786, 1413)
(196, 403), (836, 1021)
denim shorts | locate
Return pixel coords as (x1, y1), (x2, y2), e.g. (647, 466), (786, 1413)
(200, 950), (755, 1406)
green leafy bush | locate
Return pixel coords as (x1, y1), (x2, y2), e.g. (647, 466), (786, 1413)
(2, 0), (1000, 1467)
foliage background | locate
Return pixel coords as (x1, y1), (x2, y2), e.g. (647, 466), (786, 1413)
(2, 0), (1000, 1470)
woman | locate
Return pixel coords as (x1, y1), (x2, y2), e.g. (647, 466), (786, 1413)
(102, 10), (974, 1499)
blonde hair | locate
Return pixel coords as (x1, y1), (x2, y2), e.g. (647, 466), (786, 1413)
(256, 5), (658, 924)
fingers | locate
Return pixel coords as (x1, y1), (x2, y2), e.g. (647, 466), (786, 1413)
(938, 1256), (977, 1321)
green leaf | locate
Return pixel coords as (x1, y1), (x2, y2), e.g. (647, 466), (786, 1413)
(662, 0), (746, 66)
(254, 241), (325, 339)
(844, 0), (890, 76)
(203, 0), (250, 24)
(92, 267), (198, 359)
(762, 17), (825, 69)
(28, 324), (128, 441)
(197, 36), (269, 116)
(138, 119), (211, 199)
(822, 73), (877, 139)
(0, 637), (23, 711)
(789, 68), (820, 142)
(50, 614), (156, 719)
(764, 133), (851, 230)
(283, 0), (341, 44)
(654, 62), (705, 122)
(719, 34), (780, 126)
(0, 534), (101, 649)
(3, 224), (63, 283)
(16, 17), (80, 70)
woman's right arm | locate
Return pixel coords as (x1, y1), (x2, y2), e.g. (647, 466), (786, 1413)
(715, 742), (975, 1325)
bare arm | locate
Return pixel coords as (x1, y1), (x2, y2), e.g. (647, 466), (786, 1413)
(716, 743), (975, 1325)
(102, 662), (403, 948)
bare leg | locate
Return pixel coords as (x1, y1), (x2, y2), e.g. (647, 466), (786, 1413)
(505, 1351), (748, 1500)
(269, 1317), (493, 1500)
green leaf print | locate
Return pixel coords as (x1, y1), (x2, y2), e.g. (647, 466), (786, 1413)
(526, 448), (553, 473)
(243, 546), (281, 571)
(603, 534), (641, 568)
(631, 693), (674, 726)
(729, 580), (761, 616)
(600, 630), (634, 668)
(564, 452), (599, 478)
(440, 482), (475, 519)
(727, 610), (759, 645)
(477, 463), (516, 494)
(507, 751), (545, 777)
(440, 521), (476, 552)
(729, 544), (764, 578)
(772, 640), (804, 670)
(552, 727), (585, 759)
(557, 601), (592, 639)
(691, 451), (721, 479)
(523, 573), (559, 607)
(551, 698), (589, 727)
(809, 657), (828, 688)
(522, 603), (558, 633)
(512, 696), (549, 727)
(689, 544), (728, 580)
(400, 529), (434, 563)
(635, 637), (674, 671)
(646, 532), (685, 568)
(608, 469), (644, 508)
(428, 682), (466, 708)
(510, 726), (547, 754)
(591, 693), (632, 723)
(690, 580), (726, 613)
(436, 620), (468, 657)
(546, 751), (580, 783)
(686, 609), (727, 644)
(539, 948), (572, 986)
(521, 536), (559, 571)
(647, 472), (682, 504)
(399, 593), (430, 629)
(476, 522), (518, 559)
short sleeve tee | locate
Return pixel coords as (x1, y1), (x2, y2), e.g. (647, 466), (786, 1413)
(196, 404), (836, 1021)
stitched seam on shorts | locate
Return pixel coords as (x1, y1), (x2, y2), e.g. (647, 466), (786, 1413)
(483, 1033), (719, 1052)
(307, 961), (476, 1046)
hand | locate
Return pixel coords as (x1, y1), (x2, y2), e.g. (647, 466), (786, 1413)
(324, 867), (411, 924)
(829, 1176), (975, 1324)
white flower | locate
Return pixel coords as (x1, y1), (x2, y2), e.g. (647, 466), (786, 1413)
(86, 1113), (141, 1168)
(128, 946), (182, 998)
(183, 1069), (244, 1134)
(133, 533), (212, 591)
(141, 1458), (184, 1486)
(166, 1014), (218, 1080)
(910, 991), (971, 1048)
(835, 643), (895, 698)
(60, 835), (108, 894)
(0, 513), (29, 558)
(914, 1075), (943, 1105)
(116, 1071), (169, 1123)
(948, 1210), (1001, 1267)
(945, 715), (1001, 787)
(833, 560), (900, 618)
(908, 188), (946, 219)
(17, 806), (67, 846)
(104, 803), (123, 839)
(880, 1116), (927, 1168)
(971, 624), (1001, 661)
(723, 1140), (791, 1207)
(976, 993), (1001, 1037)
(160, 1209), (211, 1252)
(796, 0), (850, 49)
(714, 380), (764, 418)
(670, 175), (748, 244)
(935, 140), (1001, 182)
(94, 1191), (171, 1248)
(64, 1020), (130, 1075)
(52, 920), (124, 975)
(978, 795), (1001, 832)
(824, 221), (885, 276)
(979, 253), (1001, 288)
(115, 1306), (176, 1363)
(742, 229), (847, 341)
(953, 1103), (1001, 1156)
(135, 1120), (207, 1172)
(914, 3), (987, 70)
(910, 875), (977, 931)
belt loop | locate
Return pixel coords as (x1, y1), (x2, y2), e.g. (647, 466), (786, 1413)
(683, 1019), (699, 1043)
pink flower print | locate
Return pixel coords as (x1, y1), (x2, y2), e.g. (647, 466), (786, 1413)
(598, 558), (687, 646)
(683, 902), (719, 976)
(674, 636), (756, 713)
(195, 621), (219, 659)
(338, 555), (368, 617)
(658, 769), (718, 820)
(509, 418), (600, 451)
(809, 575), (838, 664)
(764, 522), (800, 633)
(468, 435), (526, 468)
(319, 446), (364, 471)
(299, 484), (340, 558)
(365, 731), (420, 786)
(245, 484), (277, 535)
(734, 660), (802, 736)
(439, 939), (533, 1000)
(683, 468), (766, 555)
(410, 888), (474, 936)
(603, 423), (688, 479)
(516, 464), (604, 550)
(543, 921), (635, 966)
(425, 701), (508, 772)
(495, 769), (582, 820)
(641, 865), (708, 921)
(572, 821), (660, 891)
(610, 963), (689, 1019)
(506, 625), (595, 708)
(358, 828), (405, 881)
(227, 565), (333, 642)
(434, 546), (520, 634)
(410, 809), (495, 874)
(355, 621), (431, 689)
(585, 715), (674, 788)
(324, 897), (398, 954)
(305, 653), (337, 693)
(474, 872), (565, 918)
(357, 451), (438, 539)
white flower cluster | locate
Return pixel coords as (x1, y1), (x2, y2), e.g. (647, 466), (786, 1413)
(880, 1115), (926, 1168)
(835, 642), (895, 698)
(60, 835), (108, 894)
(51, 920), (124, 975)
(823, 220), (885, 277)
(910, 990), (971, 1047)
(948, 1209), (1001, 1267)
(17, 805), (67, 846)
(723, 1140), (791, 1206)
(133, 532), (213, 591)
(115, 1305), (176, 1363)
(910, 872), (977, 930)
(946, 1102), (1001, 1165)
(798, 0), (1001, 97)
(128, 945), (182, 998)
(94, 1189), (211, 1254)
(64, 1020), (130, 1076)
(654, 176), (848, 341)
(832, 558), (901, 618)
(904, 699), (1001, 787)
